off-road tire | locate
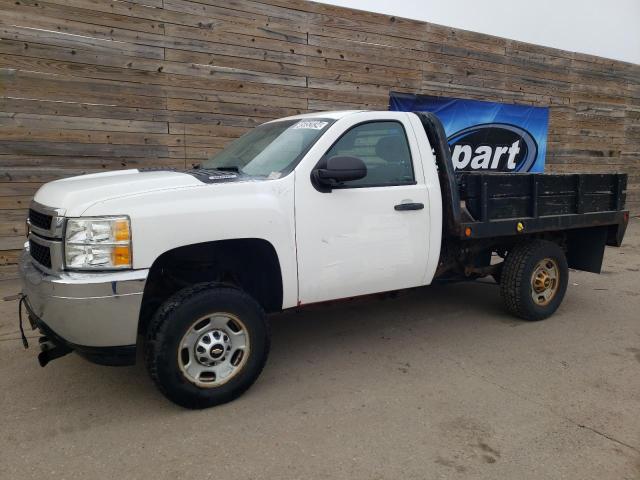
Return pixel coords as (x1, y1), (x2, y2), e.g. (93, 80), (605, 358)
(145, 283), (270, 409)
(500, 240), (568, 321)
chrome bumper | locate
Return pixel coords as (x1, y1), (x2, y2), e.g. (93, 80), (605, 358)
(19, 250), (148, 347)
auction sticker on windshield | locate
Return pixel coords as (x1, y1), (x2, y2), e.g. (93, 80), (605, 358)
(292, 120), (328, 130)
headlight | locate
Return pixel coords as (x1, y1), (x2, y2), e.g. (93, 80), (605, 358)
(64, 216), (132, 270)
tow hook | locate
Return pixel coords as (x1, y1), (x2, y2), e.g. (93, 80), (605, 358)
(37, 336), (71, 367)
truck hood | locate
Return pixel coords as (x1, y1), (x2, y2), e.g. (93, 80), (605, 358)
(33, 169), (203, 216)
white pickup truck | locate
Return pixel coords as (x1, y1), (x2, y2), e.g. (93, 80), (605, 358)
(19, 110), (629, 408)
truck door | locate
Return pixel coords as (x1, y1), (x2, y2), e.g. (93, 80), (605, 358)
(294, 113), (431, 304)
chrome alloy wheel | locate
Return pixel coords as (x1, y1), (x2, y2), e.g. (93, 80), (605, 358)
(531, 258), (559, 306)
(178, 313), (250, 387)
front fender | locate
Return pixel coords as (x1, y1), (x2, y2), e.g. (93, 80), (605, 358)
(82, 176), (298, 308)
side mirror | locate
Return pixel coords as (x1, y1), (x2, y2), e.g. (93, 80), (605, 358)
(312, 156), (367, 192)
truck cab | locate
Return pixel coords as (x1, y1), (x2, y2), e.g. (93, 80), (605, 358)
(293, 111), (442, 303)
(20, 110), (628, 408)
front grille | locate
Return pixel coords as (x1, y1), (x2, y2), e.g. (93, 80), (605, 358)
(29, 239), (52, 269)
(29, 208), (53, 231)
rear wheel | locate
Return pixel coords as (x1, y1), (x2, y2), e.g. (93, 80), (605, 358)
(145, 284), (270, 409)
(500, 240), (568, 321)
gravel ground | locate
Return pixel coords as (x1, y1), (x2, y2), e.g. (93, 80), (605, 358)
(1, 219), (638, 479)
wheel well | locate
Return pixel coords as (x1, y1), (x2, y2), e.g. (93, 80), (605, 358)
(437, 226), (609, 280)
(493, 227), (607, 274)
(138, 239), (283, 336)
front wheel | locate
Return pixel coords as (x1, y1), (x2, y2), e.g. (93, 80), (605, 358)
(145, 284), (270, 409)
(500, 240), (569, 321)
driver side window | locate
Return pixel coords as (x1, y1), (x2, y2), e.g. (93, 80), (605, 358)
(324, 121), (415, 187)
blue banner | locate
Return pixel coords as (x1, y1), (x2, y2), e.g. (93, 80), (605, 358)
(389, 92), (549, 172)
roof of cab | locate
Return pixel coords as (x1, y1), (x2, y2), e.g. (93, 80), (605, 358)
(266, 110), (366, 123)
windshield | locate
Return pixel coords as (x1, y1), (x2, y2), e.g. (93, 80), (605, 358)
(201, 118), (333, 178)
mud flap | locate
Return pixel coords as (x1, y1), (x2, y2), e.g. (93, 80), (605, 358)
(567, 227), (607, 274)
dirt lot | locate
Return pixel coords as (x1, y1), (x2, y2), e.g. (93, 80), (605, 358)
(1, 219), (639, 480)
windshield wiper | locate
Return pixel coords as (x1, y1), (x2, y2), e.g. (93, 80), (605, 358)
(188, 164), (238, 172)
(216, 166), (241, 173)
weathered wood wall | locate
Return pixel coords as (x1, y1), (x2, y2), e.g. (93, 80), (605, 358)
(1, 0), (638, 277)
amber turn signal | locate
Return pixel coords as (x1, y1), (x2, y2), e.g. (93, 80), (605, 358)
(114, 219), (131, 242)
(112, 246), (131, 266)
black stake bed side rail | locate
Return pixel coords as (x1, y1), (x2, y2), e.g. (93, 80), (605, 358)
(414, 111), (629, 246)
(457, 172), (629, 245)
(459, 208), (628, 245)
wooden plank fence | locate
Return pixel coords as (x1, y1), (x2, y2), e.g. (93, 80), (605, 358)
(1, 0), (638, 278)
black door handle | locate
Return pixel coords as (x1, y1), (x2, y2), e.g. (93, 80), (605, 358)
(394, 202), (424, 211)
